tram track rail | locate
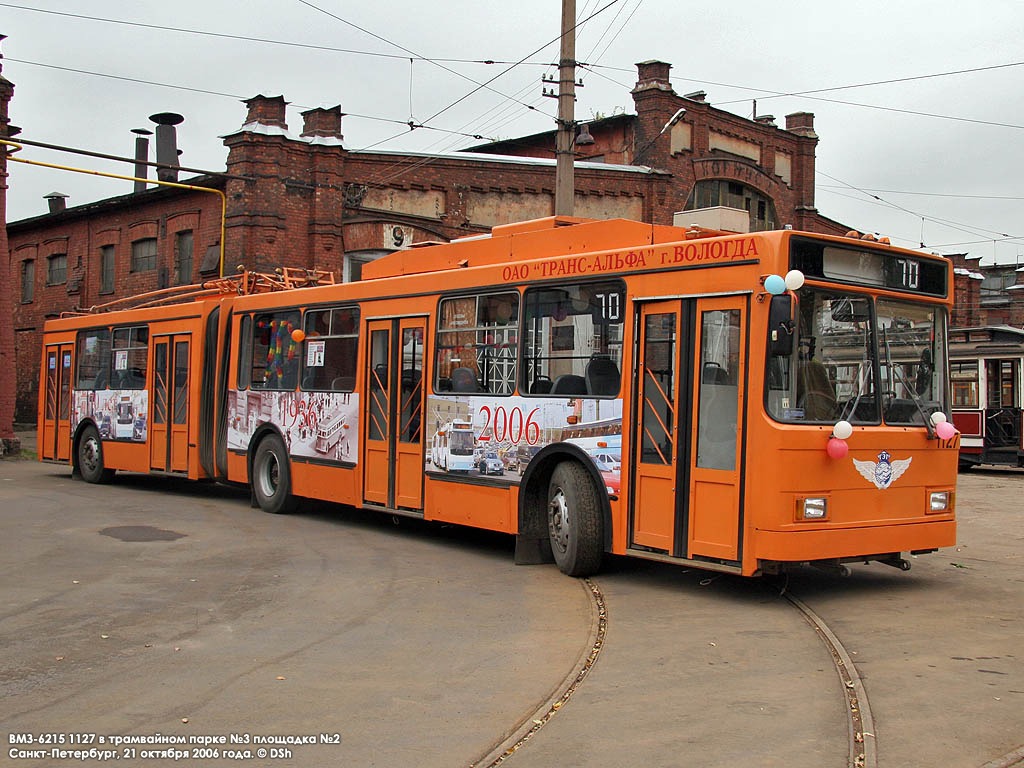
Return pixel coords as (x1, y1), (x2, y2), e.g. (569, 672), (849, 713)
(471, 573), (873, 768)
(469, 569), (1023, 768)
(782, 588), (876, 768)
(468, 578), (608, 768)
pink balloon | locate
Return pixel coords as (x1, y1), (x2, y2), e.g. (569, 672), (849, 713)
(826, 438), (849, 459)
(935, 421), (957, 440)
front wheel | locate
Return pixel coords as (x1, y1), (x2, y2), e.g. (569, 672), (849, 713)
(547, 461), (603, 576)
(78, 425), (115, 484)
(252, 434), (297, 514)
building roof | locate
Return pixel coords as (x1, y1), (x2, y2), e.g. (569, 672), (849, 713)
(358, 147), (657, 174)
(462, 113), (634, 154)
(7, 174), (225, 231)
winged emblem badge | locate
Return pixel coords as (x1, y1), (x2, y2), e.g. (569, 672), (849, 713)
(853, 450), (912, 490)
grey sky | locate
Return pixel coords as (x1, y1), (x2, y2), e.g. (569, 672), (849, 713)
(3, 0), (1023, 264)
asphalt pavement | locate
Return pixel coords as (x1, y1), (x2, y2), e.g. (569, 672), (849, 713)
(1, 446), (1022, 768)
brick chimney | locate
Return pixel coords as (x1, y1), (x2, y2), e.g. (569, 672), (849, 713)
(631, 60), (679, 168)
(633, 60), (674, 94)
(243, 94), (288, 129)
(300, 105), (343, 140)
(785, 112), (817, 138)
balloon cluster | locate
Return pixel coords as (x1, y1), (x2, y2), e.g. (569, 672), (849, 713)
(826, 420), (852, 459)
(764, 270), (805, 295)
(826, 413), (957, 459)
(931, 411), (957, 440)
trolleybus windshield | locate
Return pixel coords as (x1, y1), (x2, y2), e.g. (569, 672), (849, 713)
(766, 287), (947, 426)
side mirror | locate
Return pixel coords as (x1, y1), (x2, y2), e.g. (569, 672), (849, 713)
(768, 294), (794, 357)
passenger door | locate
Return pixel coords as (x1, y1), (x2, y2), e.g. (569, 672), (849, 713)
(362, 317), (427, 510)
(630, 295), (747, 563)
(631, 302), (687, 551)
(151, 334), (191, 472)
(41, 343), (74, 462)
(687, 297), (747, 561)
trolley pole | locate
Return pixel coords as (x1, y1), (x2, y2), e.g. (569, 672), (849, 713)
(554, 0), (576, 217)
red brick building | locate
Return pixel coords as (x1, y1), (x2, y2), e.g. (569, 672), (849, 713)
(0, 54), (17, 454)
(947, 252), (1024, 329)
(6, 59), (853, 423)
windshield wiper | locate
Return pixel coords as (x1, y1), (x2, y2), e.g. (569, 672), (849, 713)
(881, 327), (936, 438)
(839, 327), (871, 423)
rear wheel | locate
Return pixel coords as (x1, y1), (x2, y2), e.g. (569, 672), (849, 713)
(78, 425), (115, 484)
(252, 434), (297, 514)
(547, 461), (603, 576)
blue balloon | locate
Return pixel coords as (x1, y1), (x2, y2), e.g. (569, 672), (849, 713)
(764, 274), (786, 295)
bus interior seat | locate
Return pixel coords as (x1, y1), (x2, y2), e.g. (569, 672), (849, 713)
(401, 368), (421, 388)
(552, 374), (586, 394)
(331, 375), (355, 391)
(531, 375), (553, 394)
(450, 367), (480, 393)
(702, 362), (730, 384)
(585, 356), (620, 396)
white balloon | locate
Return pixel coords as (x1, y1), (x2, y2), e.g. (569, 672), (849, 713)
(784, 270), (805, 291)
(833, 420), (853, 440)
(930, 411), (947, 425)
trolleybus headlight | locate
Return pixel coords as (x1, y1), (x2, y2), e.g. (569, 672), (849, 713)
(801, 497), (828, 520)
(929, 491), (951, 512)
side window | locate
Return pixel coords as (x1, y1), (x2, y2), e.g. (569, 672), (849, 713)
(520, 281), (624, 397)
(236, 314), (252, 389)
(951, 362), (978, 408)
(131, 238), (157, 272)
(111, 326), (149, 389)
(696, 310), (741, 470)
(250, 310), (301, 390)
(76, 329), (111, 390)
(435, 292), (519, 395)
(21, 259), (35, 303)
(301, 306), (359, 391)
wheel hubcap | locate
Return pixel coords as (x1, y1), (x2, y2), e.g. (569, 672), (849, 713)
(82, 437), (100, 473)
(548, 488), (569, 553)
(259, 452), (280, 498)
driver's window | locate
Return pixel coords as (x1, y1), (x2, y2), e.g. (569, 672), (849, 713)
(766, 289), (878, 424)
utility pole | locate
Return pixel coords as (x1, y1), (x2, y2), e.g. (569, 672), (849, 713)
(554, 0), (576, 216)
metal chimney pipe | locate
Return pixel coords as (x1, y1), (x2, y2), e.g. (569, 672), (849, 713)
(131, 128), (152, 193)
(44, 191), (69, 214)
(149, 112), (184, 182)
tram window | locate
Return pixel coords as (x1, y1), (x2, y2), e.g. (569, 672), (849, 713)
(435, 292), (519, 395)
(301, 306), (359, 392)
(951, 362), (979, 407)
(521, 281), (624, 397)
(76, 329), (111, 390)
(250, 310), (301, 391)
(110, 325), (148, 389)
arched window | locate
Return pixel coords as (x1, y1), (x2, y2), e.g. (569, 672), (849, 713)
(684, 180), (778, 232)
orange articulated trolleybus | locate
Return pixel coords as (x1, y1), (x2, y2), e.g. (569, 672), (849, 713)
(39, 216), (959, 577)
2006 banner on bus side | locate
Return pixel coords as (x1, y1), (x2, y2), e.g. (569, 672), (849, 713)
(425, 395), (623, 494)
